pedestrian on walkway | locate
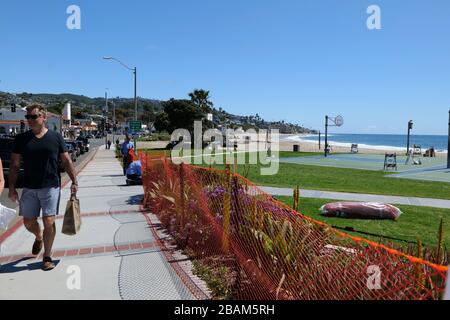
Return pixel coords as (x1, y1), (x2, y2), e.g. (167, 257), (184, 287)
(121, 135), (134, 175)
(8, 104), (79, 271)
(107, 140), (112, 150)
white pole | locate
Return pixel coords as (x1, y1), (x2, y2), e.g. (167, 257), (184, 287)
(105, 91), (108, 147)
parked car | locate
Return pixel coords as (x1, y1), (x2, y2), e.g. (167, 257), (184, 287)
(65, 140), (81, 157)
(65, 143), (77, 162)
(76, 136), (90, 152)
(0, 136), (25, 188)
(77, 141), (86, 154)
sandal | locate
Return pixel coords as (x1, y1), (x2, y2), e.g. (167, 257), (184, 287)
(42, 257), (55, 271)
(32, 238), (43, 255)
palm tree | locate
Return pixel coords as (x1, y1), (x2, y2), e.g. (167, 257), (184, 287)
(188, 89), (213, 113)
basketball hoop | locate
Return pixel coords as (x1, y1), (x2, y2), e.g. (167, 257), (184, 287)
(334, 115), (344, 127)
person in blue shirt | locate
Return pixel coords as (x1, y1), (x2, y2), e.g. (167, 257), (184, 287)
(121, 135), (135, 175)
(126, 160), (142, 184)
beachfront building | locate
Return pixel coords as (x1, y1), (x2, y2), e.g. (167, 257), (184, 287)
(0, 105), (62, 135)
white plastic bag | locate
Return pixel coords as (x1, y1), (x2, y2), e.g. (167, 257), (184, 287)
(0, 203), (17, 231)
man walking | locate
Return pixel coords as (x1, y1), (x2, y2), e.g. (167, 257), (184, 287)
(121, 135), (134, 175)
(8, 104), (78, 271)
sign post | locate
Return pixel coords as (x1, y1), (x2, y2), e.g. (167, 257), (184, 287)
(128, 120), (142, 133)
(319, 130), (321, 150)
(128, 120), (142, 151)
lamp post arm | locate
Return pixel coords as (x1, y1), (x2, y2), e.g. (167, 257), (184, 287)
(109, 57), (134, 71)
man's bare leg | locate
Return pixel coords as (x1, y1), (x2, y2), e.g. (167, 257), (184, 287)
(23, 218), (43, 241)
(42, 216), (56, 257)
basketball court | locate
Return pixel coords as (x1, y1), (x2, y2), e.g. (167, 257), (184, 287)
(280, 153), (450, 183)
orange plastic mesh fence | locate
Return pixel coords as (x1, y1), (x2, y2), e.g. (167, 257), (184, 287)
(140, 152), (448, 300)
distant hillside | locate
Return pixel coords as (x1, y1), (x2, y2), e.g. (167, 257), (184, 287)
(0, 91), (164, 121)
(0, 91), (317, 134)
(3, 92), (163, 110)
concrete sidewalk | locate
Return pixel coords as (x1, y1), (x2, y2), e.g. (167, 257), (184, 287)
(0, 145), (210, 300)
(260, 186), (450, 209)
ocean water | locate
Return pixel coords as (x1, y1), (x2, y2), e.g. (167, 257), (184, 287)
(286, 133), (448, 152)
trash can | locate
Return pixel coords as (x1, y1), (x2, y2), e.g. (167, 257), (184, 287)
(293, 145), (300, 152)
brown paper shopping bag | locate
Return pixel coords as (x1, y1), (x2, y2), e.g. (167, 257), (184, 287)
(62, 193), (81, 236)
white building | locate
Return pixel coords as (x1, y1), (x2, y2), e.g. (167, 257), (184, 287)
(0, 106), (62, 135)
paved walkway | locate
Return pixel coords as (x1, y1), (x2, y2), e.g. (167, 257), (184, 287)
(260, 186), (450, 209)
(0, 145), (210, 300)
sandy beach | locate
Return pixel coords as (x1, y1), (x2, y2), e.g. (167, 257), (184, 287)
(278, 134), (448, 157)
(136, 134), (447, 158)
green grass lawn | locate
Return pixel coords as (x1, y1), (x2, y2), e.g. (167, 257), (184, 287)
(235, 162), (450, 200)
(276, 196), (450, 251)
(141, 149), (450, 200)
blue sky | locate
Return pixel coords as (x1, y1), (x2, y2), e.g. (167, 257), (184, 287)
(1, 0), (449, 134)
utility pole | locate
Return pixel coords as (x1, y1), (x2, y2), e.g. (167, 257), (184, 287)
(134, 67), (137, 121)
(105, 91), (108, 148)
(112, 101), (116, 147)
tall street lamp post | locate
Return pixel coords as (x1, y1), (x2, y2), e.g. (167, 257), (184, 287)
(324, 116), (328, 157)
(112, 100), (116, 147)
(105, 90), (108, 147)
(103, 57), (137, 121)
(406, 120), (413, 156)
(103, 56), (138, 149)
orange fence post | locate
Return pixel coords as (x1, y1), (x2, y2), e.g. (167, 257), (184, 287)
(179, 163), (185, 228)
(222, 165), (231, 253)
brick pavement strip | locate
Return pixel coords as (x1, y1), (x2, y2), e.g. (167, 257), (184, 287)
(0, 241), (159, 263)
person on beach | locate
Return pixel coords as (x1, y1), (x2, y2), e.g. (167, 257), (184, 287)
(8, 104), (78, 271)
(121, 135), (134, 175)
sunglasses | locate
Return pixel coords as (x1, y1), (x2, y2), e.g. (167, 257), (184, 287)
(25, 115), (40, 120)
